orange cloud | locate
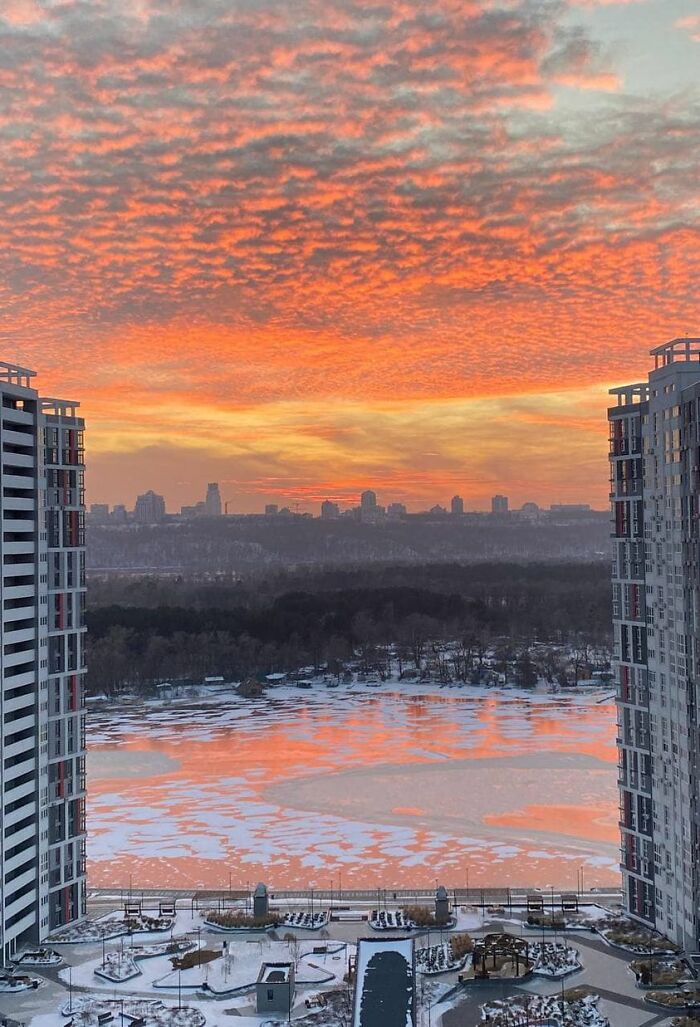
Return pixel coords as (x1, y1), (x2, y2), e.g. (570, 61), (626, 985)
(0, 0), (695, 511)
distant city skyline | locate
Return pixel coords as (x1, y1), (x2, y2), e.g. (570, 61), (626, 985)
(2, 1), (697, 510)
(90, 485), (598, 520)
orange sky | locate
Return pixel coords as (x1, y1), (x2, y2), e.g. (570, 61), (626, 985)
(2, 0), (699, 511)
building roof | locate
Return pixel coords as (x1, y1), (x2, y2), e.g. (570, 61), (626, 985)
(257, 962), (292, 983)
(253, 882), (268, 897)
(353, 938), (414, 1027)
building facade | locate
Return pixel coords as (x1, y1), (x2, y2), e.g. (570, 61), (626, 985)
(610, 338), (700, 952)
(205, 482), (222, 517)
(0, 363), (87, 963)
(134, 490), (165, 523)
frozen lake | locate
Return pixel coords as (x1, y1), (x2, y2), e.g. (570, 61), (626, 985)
(86, 684), (619, 891)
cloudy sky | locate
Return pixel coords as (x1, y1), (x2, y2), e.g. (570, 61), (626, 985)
(2, 0), (699, 511)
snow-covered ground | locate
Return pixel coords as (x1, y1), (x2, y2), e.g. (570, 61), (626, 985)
(58, 937), (348, 999)
(0, 973), (42, 993)
(14, 950), (63, 967)
(368, 909), (415, 931)
(528, 942), (582, 978)
(94, 953), (141, 982)
(415, 941), (470, 975)
(481, 993), (609, 1026)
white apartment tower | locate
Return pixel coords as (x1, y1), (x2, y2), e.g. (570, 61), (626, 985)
(610, 338), (700, 952)
(0, 362), (87, 963)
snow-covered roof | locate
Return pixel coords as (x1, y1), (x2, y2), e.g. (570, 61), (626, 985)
(258, 961), (292, 983)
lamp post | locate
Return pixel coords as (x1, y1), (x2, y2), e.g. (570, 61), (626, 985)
(178, 969), (182, 1011)
(68, 966), (73, 1013)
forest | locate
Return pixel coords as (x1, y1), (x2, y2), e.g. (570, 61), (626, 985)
(85, 561), (611, 694)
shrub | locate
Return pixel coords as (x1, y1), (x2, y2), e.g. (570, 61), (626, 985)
(646, 991), (689, 1008)
(170, 949), (219, 971)
(450, 934), (473, 960)
(402, 905), (437, 927)
(204, 909), (282, 929)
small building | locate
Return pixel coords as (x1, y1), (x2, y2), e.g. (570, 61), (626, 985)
(526, 893), (544, 913)
(256, 962), (294, 1014)
(253, 882), (269, 918)
(435, 885), (450, 924)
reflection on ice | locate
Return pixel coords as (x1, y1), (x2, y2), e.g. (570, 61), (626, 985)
(86, 685), (619, 889)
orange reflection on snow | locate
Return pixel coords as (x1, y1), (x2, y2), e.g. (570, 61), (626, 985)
(86, 693), (619, 890)
(483, 804), (619, 845)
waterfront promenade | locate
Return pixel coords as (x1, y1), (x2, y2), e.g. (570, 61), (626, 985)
(1, 886), (677, 1027)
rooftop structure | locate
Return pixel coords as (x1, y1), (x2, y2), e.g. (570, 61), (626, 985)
(650, 336), (700, 367)
(0, 361), (36, 387)
(258, 963), (292, 983)
(352, 937), (415, 1027)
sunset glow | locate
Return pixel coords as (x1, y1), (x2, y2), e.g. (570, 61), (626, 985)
(3, 0), (699, 509)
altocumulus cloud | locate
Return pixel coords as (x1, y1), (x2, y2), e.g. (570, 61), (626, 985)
(0, 0), (698, 507)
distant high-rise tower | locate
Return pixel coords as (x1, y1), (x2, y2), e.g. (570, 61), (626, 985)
(451, 495), (464, 515)
(360, 489), (377, 511)
(321, 500), (340, 520)
(0, 362), (87, 962)
(610, 337), (700, 951)
(134, 490), (166, 523)
(491, 494), (509, 514)
(205, 482), (222, 517)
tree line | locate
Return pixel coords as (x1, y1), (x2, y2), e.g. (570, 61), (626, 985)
(85, 561), (611, 694)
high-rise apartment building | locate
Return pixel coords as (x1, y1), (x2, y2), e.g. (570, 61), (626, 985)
(491, 494), (509, 514)
(0, 362), (87, 963)
(610, 337), (700, 952)
(451, 495), (464, 515)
